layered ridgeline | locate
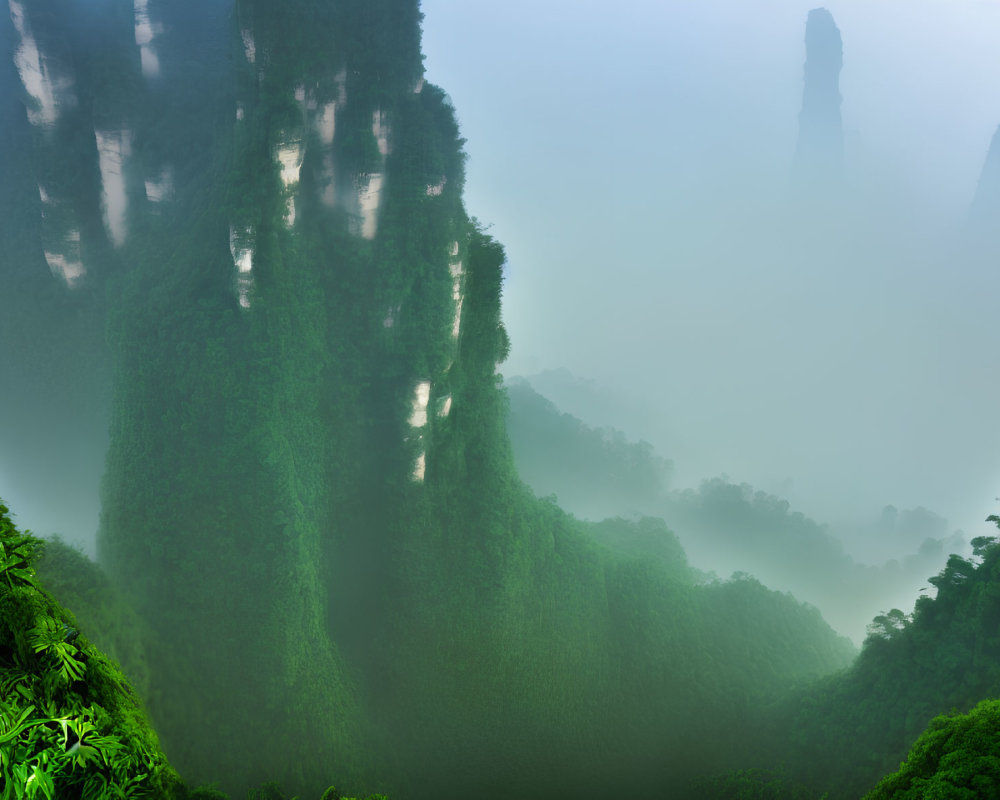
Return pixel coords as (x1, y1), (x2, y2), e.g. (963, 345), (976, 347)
(3, 2), (862, 798)
(504, 374), (1000, 798)
(506, 378), (956, 644)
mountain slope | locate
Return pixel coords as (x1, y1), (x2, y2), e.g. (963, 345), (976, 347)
(757, 522), (1000, 798)
(506, 377), (955, 643)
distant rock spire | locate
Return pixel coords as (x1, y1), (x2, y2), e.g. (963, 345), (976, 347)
(792, 8), (844, 190)
(969, 124), (1000, 231)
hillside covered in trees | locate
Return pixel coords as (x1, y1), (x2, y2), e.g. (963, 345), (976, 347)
(754, 520), (1000, 798)
(505, 377), (962, 643)
(1, 2), (999, 799)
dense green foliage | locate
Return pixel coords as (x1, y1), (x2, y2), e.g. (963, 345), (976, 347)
(691, 768), (819, 800)
(737, 518), (1000, 798)
(32, 539), (156, 710)
(863, 699), (1000, 799)
(0, 503), (187, 798)
(2, 501), (388, 800)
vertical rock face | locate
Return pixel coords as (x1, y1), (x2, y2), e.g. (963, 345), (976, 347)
(8, 0), (77, 127)
(94, 128), (132, 246)
(969, 124), (1000, 233)
(133, 0), (161, 79)
(792, 8), (844, 190)
(8, 0), (85, 281)
(81, 0), (467, 794)
(0, 0), (483, 789)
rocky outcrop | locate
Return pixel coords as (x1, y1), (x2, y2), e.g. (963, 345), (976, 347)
(969, 124), (1000, 232)
(792, 8), (845, 190)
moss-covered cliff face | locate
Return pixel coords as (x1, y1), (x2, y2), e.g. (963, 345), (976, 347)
(2, 3), (859, 798)
(1, 0), (459, 792)
(90, 0), (473, 792)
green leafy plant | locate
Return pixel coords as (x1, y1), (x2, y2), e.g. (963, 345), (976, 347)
(0, 503), (180, 799)
(29, 616), (87, 687)
(0, 683), (137, 798)
(0, 531), (38, 590)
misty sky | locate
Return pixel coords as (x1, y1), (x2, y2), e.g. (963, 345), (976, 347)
(421, 0), (1000, 551)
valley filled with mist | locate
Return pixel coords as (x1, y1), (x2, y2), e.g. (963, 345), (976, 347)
(1, 1), (999, 799)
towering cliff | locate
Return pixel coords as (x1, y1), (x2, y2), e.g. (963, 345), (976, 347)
(1, 0), (458, 791)
(94, 0), (469, 791)
(792, 7), (844, 193)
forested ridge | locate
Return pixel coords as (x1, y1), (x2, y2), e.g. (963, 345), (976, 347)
(762, 522), (1000, 798)
(1, 1), (999, 799)
(506, 379), (962, 644)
